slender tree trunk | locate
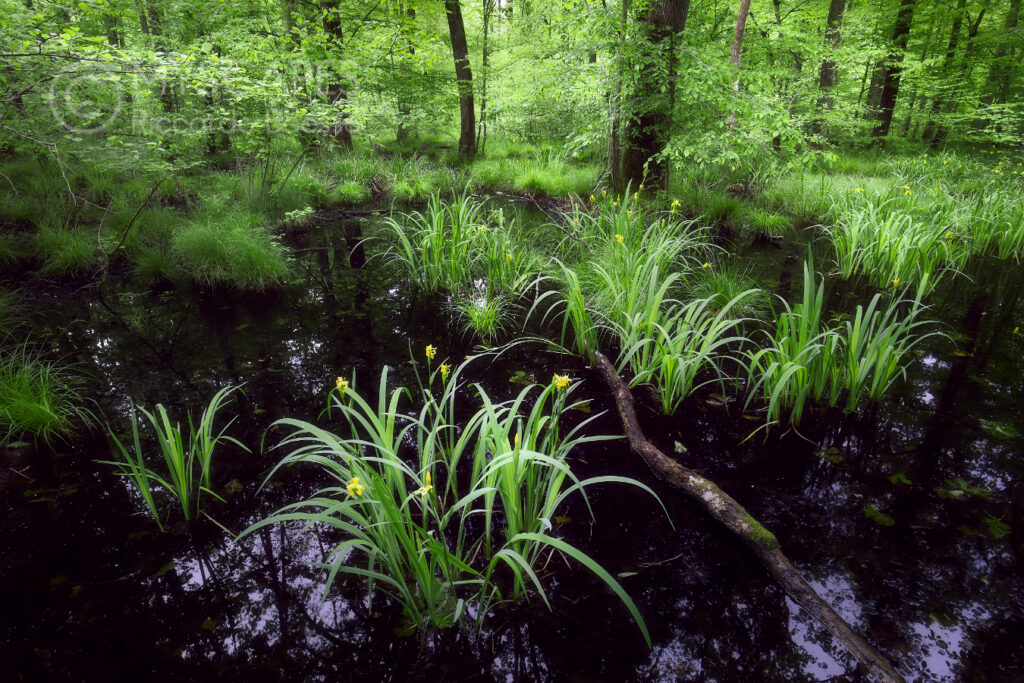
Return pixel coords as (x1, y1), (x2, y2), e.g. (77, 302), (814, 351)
(621, 0), (688, 190)
(922, 0), (966, 143)
(725, 0), (752, 130)
(899, 8), (938, 137)
(815, 0), (847, 140)
(870, 0), (918, 141)
(396, 4), (416, 144)
(609, 0), (630, 192)
(477, 0), (495, 156)
(444, 0), (476, 159)
(933, 0), (990, 144)
(979, 0), (1021, 113)
(323, 0), (354, 150)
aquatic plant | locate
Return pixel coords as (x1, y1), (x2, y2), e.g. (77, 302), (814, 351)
(625, 293), (755, 415)
(688, 264), (770, 319)
(453, 291), (513, 343)
(101, 386), (247, 527)
(826, 199), (967, 294)
(745, 259), (841, 424)
(0, 345), (94, 445)
(746, 260), (941, 424)
(242, 360), (664, 642)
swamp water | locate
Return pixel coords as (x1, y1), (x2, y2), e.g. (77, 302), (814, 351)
(2, 208), (1023, 681)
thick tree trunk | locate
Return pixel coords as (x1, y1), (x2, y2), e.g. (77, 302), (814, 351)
(814, 0), (847, 139)
(593, 352), (905, 683)
(725, 0), (752, 130)
(445, 0), (476, 159)
(621, 0), (688, 191)
(870, 0), (918, 141)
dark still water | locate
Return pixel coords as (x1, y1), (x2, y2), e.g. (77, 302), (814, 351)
(2, 214), (1022, 682)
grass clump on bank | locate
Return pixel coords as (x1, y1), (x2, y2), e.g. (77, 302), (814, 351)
(0, 345), (94, 445)
(171, 208), (290, 289)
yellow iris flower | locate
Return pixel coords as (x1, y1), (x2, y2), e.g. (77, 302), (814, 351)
(552, 373), (571, 390)
(346, 477), (365, 497)
(336, 377), (349, 395)
(425, 344), (437, 360)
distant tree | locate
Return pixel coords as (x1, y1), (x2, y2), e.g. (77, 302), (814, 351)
(444, 0), (476, 158)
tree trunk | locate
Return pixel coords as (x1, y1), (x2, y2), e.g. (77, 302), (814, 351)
(870, 0), (918, 141)
(621, 0), (688, 191)
(593, 352), (905, 683)
(478, 0), (495, 156)
(979, 0), (1021, 112)
(609, 0), (630, 192)
(725, 0), (752, 130)
(922, 0), (966, 143)
(815, 0), (847, 140)
(932, 0), (990, 144)
(323, 1), (354, 150)
(445, 0), (476, 159)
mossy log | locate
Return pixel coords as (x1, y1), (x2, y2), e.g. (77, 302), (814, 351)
(594, 351), (904, 683)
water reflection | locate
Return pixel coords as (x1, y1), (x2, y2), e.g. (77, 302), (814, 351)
(2, 215), (1023, 681)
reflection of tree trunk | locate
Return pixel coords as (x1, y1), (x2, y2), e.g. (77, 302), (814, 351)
(896, 295), (986, 521)
(594, 351), (905, 683)
(870, 0), (917, 141)
(445, 0), (476, 158)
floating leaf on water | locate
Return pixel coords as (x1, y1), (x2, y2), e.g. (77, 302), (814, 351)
(151, 561), (175, 579)
(252, 408), (267, 416)
(200, 618), (217, 632)
(617, 572), (638, 579)
(958, 524), (982, 537)
(4, 441), (31, 448)
(570, 402), (591, 414)
(983, 516), (1012, 539)
(509, 370), (531, 386)
(889, 472), (911, 485)
(235, 323), (249, 331)
(818, 447), (843, 464)
(49, 576), (68, 587)
(864, 504), (895, 527)
(673, 441), (686, 454)
(554, 515), (572, 525)
(978, 419), (1021, 439)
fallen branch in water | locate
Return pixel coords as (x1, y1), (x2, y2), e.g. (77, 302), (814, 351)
(593, 351), (904, 683)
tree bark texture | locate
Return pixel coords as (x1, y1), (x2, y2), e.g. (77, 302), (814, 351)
(445, 0), (477, 158)
(815, 0), (847, 139)
(979, 0), (1021, 108)
(725, 0), (752, 130)
(594, 351), (905, 683)
(871, 0), (917, 140)
(921, 0), (966, 143)
(621, 0), (688, 191)
(323, 1), (354, 149)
